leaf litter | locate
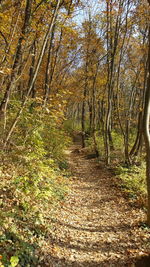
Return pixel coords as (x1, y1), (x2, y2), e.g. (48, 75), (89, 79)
(39, 145), (150, 267)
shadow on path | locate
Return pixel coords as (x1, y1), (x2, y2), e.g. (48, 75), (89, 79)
(40, 144), (150, 267)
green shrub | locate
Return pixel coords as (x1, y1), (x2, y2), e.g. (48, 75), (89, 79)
(85, 132), (105, 157)
(111, 131), (124, 151)
(63, 119), (81, 134)
(115, 162), (147, 199)
(0, 103), (70, 266)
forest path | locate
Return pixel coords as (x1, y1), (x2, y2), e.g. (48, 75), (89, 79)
(44, 145), (149, 267)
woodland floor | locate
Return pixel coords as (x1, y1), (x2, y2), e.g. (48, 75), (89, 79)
(39, 144), (150, 267)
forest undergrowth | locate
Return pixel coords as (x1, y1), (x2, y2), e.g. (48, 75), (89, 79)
(0, 124), (150, 266)
(0, 111), (149, 267)
(82, 128), (147, 207)
(0, 107), (71, 267)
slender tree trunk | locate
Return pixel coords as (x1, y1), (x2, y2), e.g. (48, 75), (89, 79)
(3, 0), (61, 148)
(43, 24), (56, 105)
(108, 124), (114, 151)
(0, 0), (33, 117)
(29, 40), (37, 98)
(105, 0), (121, 164)
(81, 14), (92, 148)
(143, 22), (150, 225)
(88, 100), (92, 134)
(91, 61), (100, 156)
(81, 88), (86, 148)
(105, 1), (111, 165)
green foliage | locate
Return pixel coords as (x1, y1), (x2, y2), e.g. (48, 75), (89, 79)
(111, 131), (124, 152)
(85, 132), (105, 157)
(64, 119), (81, 134)
(10, 256), (19, 267)
(0, 102), (71, 266)
(84, 129), (147, 204)
(115, 162), (147, 199)
(85, 130), (137, 162)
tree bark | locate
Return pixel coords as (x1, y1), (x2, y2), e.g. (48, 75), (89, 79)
(81, 88), (86, 148)
(43, 24), (56, 105)
(143, 23), (150, 225)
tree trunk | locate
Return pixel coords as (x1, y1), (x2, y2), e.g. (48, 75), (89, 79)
(81, 88), (86, 148)
(3, 0), (61, 148)
(143, 23), (150, 225)
(0, 0), (33, 116)
(43, 24), (56, 105)
(105, 0), (121, 164)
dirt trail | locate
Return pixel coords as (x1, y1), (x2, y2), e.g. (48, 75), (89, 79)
(43, 145), (150, 267)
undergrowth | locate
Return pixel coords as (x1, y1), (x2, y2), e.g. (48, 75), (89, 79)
(0, 104), (71, 266)
(84, 129), (147, 205)
(115, 162), (147, 204)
